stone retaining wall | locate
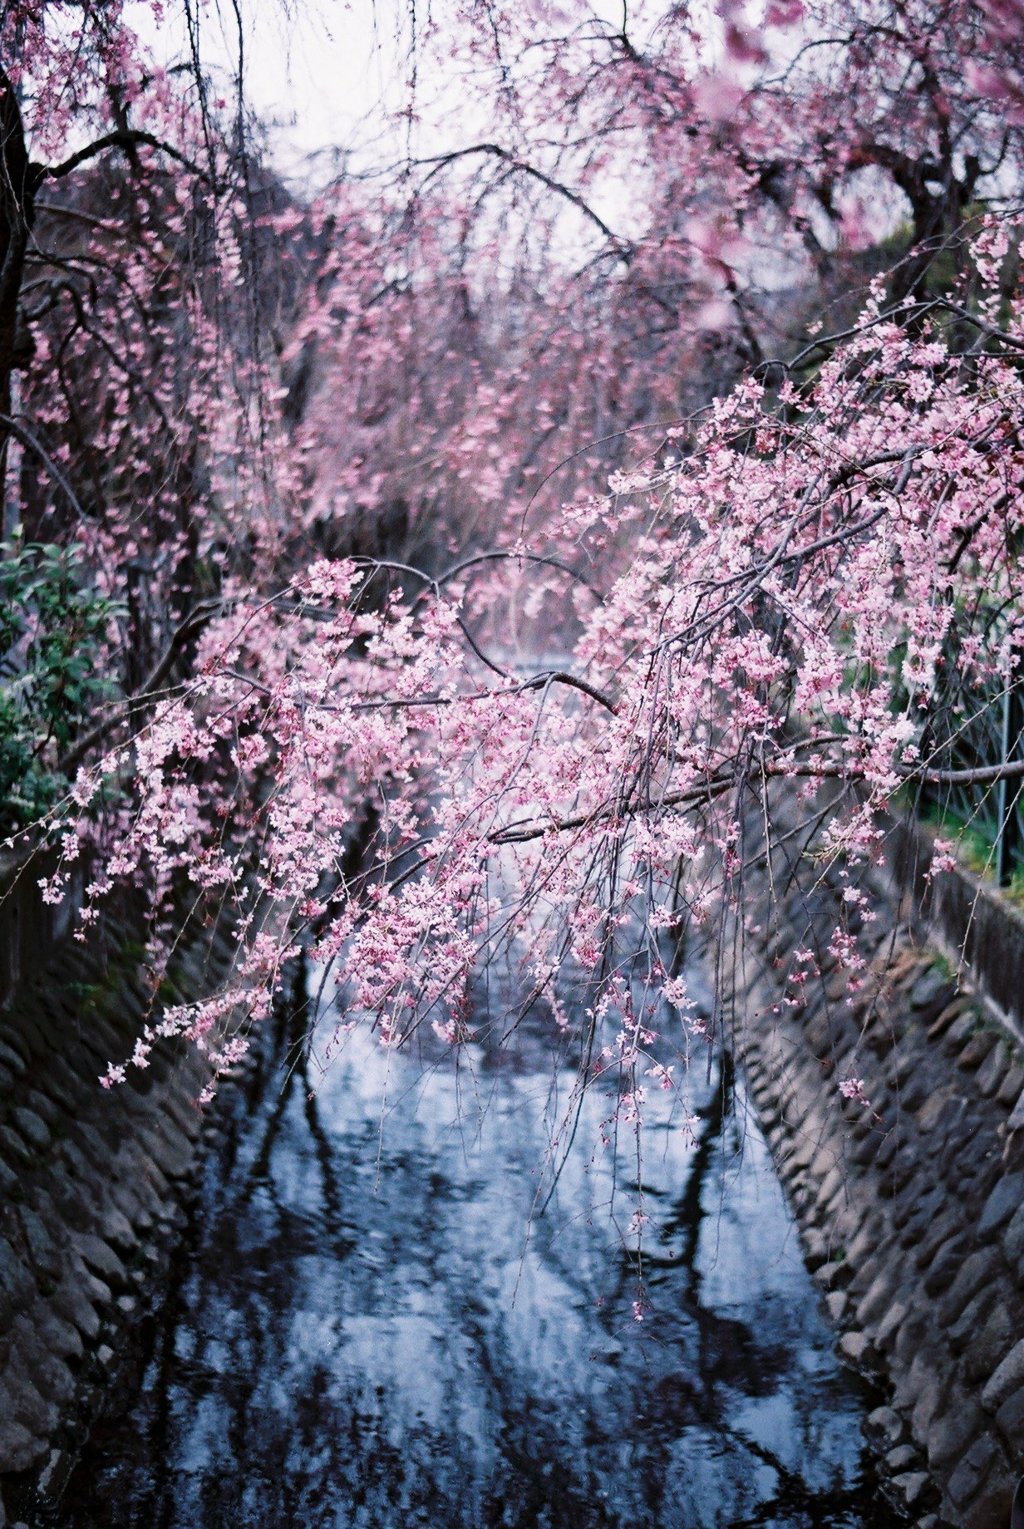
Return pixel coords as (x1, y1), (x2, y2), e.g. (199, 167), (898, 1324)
(727, 824), (1024, 1528)
(0, 896), (231, 1527)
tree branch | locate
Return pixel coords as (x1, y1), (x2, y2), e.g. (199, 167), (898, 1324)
(414, 143), (629, 256)
(58, 599), (223, 774)
(38, 130), (209, 187)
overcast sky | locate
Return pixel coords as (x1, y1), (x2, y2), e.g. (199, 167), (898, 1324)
(135, 0), (413, 182)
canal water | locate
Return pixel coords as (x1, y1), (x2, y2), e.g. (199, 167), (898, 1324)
(59, 990), (901, 1527)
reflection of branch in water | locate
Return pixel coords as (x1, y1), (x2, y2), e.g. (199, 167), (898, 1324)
(300, 1053), (348, 1242)
(61, 923), (899, 1529)
(659, 1048), (736, 1295)
(242, 1047), (299, 1195)
(135, 1253), (191, 1529)
(236, 964), (355, 1260)
(730, 1421), (880, 1529)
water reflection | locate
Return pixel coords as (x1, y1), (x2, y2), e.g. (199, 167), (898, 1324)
(59, 1002), (900, 1527)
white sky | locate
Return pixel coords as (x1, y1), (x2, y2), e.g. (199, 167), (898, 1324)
(136, 0), (413, 183)
(136, 0), (645, 188)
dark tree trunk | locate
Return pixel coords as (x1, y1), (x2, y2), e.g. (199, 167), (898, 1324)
(0, 65), (38, 497)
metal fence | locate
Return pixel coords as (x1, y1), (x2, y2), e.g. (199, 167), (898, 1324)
(917, 647), (1024, 887)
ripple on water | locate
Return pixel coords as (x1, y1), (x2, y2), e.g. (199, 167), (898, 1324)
(56, 1020), (903, 1529)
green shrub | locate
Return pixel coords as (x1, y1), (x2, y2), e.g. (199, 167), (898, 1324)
(0, 538), (123, 833)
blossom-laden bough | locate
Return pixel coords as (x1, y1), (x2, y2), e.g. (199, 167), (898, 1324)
(40, 247), (1021, 1124)
(2, 4), (1024, 1196)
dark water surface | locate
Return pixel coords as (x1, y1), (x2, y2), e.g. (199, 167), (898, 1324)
(59, 1006), (900, 1528)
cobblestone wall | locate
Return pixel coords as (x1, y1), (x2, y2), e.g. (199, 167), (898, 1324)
(728, 837), (1024, 1529)
(0, 897), (228, 1527)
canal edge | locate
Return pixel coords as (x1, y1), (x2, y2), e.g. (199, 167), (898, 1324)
(723, 852), (1024, 1529)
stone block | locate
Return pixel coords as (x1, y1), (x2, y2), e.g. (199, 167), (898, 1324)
(160, 1089), (203, 1142)
(838, 1330), (877, 1370)
(998, 1063), (1024, 1109)
(922, 1237), (966, 1297)
(874, 1129), (900, 1171)
(896, 1069), (934, 1113)
(848, 1128), (885, 1167)
(71, 1232), (127, 1288)
(958, 1030), (998, 1073)
(910, 1361), (950, 1440)
(856, 1265), (912, 1330)
(940, 1248), (1000, 1327)
(0, 1040), (27, 1076)
(977, 1172), (1024, 1238)
(887, 1144), (921, 1196)
(965, 1481), (1018, 1529)
(97, 1204), (137, 1256)
(825, 1290), (848, 1323)
(956, 1144), (1002, 1201)
(1004, 1203), (1024, 1270)
(926, 998), (971, 1042)
(816, 1256), (853, 1292)
(874, 1295), (912, 1354)
(981, 1336), (1024, 1413)
(895, 1184), (946, 1237)
(944, 1012), (980, 1054)
(0, 1352), (58, 1437)
(109, 1176), (159, 1233)
(885, 1045), (920, 1091)
(51, 1274), (100, 1342)
(56, 1140), (103, 1205)
(22, 1087), (62, 1131)
(0, 1413), (45, 1474)
(995, 1384), (1024, 1449)
(817, 1163), (846, 1209)
(953, 1284), (996, 1357)
(976, 1039), (1010, 1099)
(844, 1216), (887, 1272)
(9, 1108), (51, 1155)
(33, 1308), (83, 1364)
(134, 1119), (194, 1182)
(16, 1207), (61, 1282)
(891, 1470), (932, 1508)
(801, 1226), (830, 1270)
(864, 1404), (905, 1447)
(0, 1241), (35, 1312)
(0, 1126), (33, 1170)
(964, 1300), (1018, 1387)
(68, 1123), (114, 1178)
(947, 1435), (999, 1510)
(892, 1310), (933, 1372)
(926, 1397), (982, 1469)
(915, 1087), (957, 1134)
(911, 968), (956, 1012)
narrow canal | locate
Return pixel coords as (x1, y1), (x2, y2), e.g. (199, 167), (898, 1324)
(58, 985), (902, 1527)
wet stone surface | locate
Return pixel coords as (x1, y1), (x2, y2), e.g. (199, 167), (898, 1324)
(0, 914), (232, 1527)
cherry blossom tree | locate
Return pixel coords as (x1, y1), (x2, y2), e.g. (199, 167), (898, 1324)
(0, 2), (305, 822)
(4, 0), (1024, 1145)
